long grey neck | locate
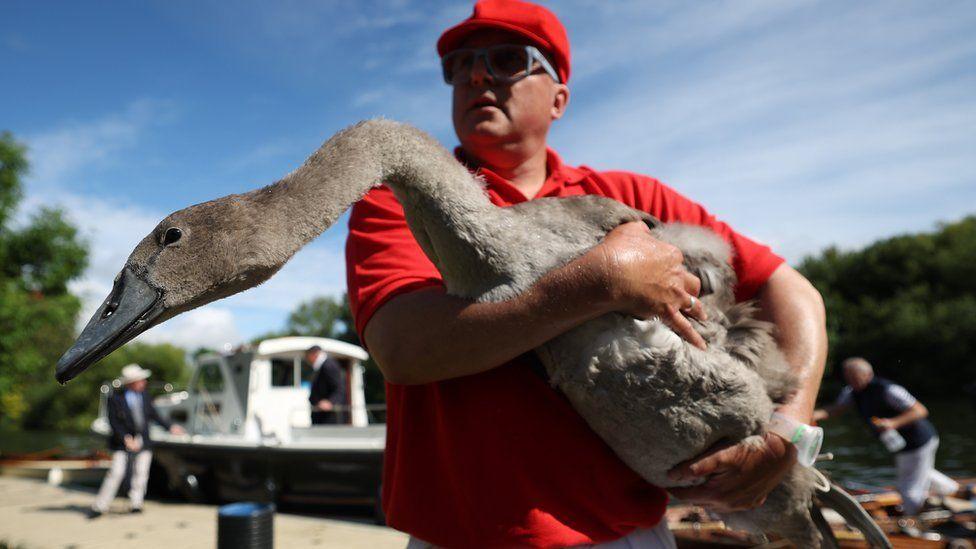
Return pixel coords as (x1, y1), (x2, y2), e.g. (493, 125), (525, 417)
(246, 119), (509, 291)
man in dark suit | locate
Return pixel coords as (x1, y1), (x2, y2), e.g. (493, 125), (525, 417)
(306, 345), (349, 425)
(89, 364), (184, 518)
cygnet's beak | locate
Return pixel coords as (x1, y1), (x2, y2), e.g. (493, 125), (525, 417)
(692, 267), (716, 297)
(55, 267), (165, 384)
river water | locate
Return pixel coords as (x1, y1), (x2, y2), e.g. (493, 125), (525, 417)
(2, 399), (974, 489)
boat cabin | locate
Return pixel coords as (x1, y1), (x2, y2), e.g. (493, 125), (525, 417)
(95, 336), (380, 443)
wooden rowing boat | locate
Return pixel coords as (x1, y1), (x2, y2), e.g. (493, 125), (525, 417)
(0, 447), (110, 487)
(668, 478), (976, 548)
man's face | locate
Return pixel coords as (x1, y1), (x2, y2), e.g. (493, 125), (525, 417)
(127, 379), (148, 392)
(305, 351), (319, 365)
(450, 29), (568, 155)
(843, 365), (873, 391)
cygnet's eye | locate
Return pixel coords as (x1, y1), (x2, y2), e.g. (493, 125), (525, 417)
(162, 227), (183, 246)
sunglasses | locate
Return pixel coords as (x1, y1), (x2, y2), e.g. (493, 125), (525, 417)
(441, 44), (561, 85)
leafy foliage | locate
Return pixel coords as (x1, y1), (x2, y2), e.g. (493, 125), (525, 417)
(2, 208), (88, 294)
(285, 294), (357, 342)
(22, 342), (188, 432)
(0, 132), (90, 427)
(799, 216), (976, 398)
(0, 132), (26, 230)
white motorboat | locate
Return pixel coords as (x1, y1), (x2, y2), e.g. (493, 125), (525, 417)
(92, 336), (386, 519)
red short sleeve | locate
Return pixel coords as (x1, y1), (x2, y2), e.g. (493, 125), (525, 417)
(619, 173), (785, 301)
(345, 185), (444, 338)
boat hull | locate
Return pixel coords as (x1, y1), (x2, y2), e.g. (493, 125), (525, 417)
(150, 437), (384, 517)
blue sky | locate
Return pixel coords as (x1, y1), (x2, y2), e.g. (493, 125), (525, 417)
(3, 1), (974, 350)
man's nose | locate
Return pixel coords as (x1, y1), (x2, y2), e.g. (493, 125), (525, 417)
(468, 54), (492, 86)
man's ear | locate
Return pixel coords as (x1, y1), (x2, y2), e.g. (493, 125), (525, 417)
(551, 83), (570, 120)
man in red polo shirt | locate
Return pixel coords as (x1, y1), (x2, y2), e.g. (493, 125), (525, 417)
(345, 1), (827, 546)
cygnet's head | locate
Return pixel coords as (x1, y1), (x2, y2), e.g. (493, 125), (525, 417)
(55, 194), (282, 383)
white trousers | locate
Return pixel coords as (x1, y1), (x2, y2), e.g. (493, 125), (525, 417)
(894, 437), (959, 515)
(92, 450), (153, 512)
(406, 519), (676, 549)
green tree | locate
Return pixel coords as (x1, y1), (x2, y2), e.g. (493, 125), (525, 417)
(0, 132), (26, 230)
(2, 208), (88, 294)
(21, 342), (188, 432)
(799, 216), (976, 398)
(0, 132), (89, 427)
(285, 294), (357, 342)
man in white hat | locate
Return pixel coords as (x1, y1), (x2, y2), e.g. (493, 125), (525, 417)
(89, 364), (185, 518)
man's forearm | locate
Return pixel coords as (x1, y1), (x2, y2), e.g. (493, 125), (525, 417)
(364, 261), (615, 385)
(757, 264), (828, 423)
(366, 221), (708, 385)
(890, 402), (928, 429)
(813, 403), (846, 422)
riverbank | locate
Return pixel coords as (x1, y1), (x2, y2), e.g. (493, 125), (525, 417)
(0, 476), (407, 548)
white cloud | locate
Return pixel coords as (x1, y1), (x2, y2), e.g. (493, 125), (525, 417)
(2, 32), (30, 52)
(137, 307), (242, 351)
(552, 0), (976, 263)
(218, 139), (298, 175)
(25, 98), (177, 187)
(222, 237), (348, 313)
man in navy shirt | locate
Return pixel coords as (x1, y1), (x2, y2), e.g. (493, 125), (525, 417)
(815, 357), (958, 514)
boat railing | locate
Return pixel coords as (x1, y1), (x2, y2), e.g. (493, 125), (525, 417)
(293, 403), (388, 425)
(97, 381), (389, 430)
(337, 403), (387, 424)
(191, 383), (224, 434)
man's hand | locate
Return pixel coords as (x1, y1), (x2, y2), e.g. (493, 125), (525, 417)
(871, 416), (896, 431)
(315, 400), (334, 411)
(589, 222), (707, 349)
(169, 425), (186, 436)
(667, 433), (797, 512)
(123, 435), (142, 453)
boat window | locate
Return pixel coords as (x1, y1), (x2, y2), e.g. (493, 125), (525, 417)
(300, 359), (315, 385)
(196, 362), (224, 393)
(271, 358), (295, 387)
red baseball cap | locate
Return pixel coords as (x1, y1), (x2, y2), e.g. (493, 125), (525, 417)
(437, 0), (571, 83)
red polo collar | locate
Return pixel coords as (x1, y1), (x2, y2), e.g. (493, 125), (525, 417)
(454, 147), (589, 204)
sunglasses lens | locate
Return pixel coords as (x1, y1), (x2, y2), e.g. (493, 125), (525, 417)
(488, 46), (530, 80)
(442, 50), (474, 84)
(441, 46), (539, 84)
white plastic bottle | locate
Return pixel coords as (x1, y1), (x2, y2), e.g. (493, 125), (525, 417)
(879, 428), (906, 452)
